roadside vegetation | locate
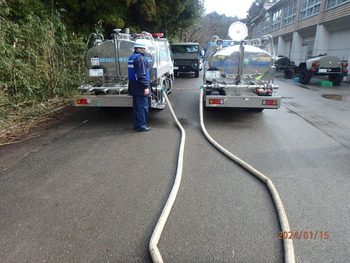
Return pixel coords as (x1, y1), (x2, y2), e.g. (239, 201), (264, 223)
(0, 1), (85, 140)
(0, 0), (204, 138)
(0, 0), (269, 144)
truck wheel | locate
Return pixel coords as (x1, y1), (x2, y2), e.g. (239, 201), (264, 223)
(148, 96), (152, 110)
(164, 77), (173, 94)
(299, 65), (311, 84)
(284, 68), (293, 79)
(195, 69), (199, 78)
(329, 74), (343, 86)
(174, 70), (179, 77)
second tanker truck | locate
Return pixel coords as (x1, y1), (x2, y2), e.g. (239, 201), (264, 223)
(202, 22), (281, 111)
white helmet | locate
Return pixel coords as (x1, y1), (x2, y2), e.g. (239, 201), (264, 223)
(134, 40), (147, 49)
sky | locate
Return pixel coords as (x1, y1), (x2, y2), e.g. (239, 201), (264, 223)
(204, 0), (255, 19)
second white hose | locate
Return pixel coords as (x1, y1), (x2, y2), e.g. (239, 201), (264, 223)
(149, 90), (186, 263)
(199, 87), (295, 263)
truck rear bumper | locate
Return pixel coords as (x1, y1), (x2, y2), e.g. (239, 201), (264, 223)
(74, 94), (166, 109)
(74, 95), (133, 107)
(174, 66), (198, 72)
(205, 95), (281, 109)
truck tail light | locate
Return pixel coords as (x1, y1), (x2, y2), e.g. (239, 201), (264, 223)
(209, 99), (224, 104)
(76, 98), (90, 104)
(262, 100), (278, 105)
(342, 62), (348, 73)
(312, 62), (319, 72)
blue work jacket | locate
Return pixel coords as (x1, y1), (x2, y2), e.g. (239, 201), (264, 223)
(128, 52), (150, 96)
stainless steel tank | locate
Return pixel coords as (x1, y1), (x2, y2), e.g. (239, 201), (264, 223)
(85, 39), (155, 83)
(209, 45), (274, 81)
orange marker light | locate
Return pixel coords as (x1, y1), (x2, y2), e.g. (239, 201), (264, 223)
(263, 100), (278, 105)
(209, 99), (224, 104)
(77, 98), (89, 104)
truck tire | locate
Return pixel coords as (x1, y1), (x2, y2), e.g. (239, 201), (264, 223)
(329, 74), (343, 86)
(203, 93), (207, 108)
(251, 108), (264, 112)
(284, 68), (293, 79)
(299, 65), (311, 84)
(163, 77), (173, 94)
(205, 88), (212, 95)
(148, 96), (152, 110)
(195, 68), (199, 78)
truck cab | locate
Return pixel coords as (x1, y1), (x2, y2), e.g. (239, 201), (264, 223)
(171, 42), (201, 78)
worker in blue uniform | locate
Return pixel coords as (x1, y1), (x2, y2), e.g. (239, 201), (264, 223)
(128, 40), (151, 132)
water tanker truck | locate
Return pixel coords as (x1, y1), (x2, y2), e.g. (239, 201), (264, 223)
(202, 22), (281, 110)
(74, 29), (174, 109)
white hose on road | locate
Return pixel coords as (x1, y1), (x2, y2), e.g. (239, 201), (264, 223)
(199, 87), (295, 263)
(149, 90), (186, 263)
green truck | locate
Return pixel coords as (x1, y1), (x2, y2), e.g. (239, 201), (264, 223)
(171, 42), (201, 78)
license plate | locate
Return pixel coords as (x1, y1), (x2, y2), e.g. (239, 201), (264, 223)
(205, 71), (221, 79)
(89, 69), (103, 77)
(318, 68), (327, 73)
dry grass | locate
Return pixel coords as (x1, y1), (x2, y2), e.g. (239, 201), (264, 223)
(0, 98), (71, 146)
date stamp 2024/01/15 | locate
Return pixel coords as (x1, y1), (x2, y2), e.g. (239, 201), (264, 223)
(278, 231), (329, 240)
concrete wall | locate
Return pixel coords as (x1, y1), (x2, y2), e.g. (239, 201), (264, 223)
(276, 36), (290, 57)
(313, 24), (330, 56)
(328, 28), (350, 62)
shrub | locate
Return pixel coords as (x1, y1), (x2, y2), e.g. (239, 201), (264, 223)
(0, 1), (85, 130)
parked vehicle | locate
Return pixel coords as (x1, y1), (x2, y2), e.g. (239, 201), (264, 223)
(171, 42), (201, 78)
(297, 54), (348, 85)
(202, 22), (281, 110)
(275, 55), (294, 78)
(74, 29), (174, 109)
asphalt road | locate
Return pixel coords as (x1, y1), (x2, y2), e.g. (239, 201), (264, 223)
(1, 72), (349, 262)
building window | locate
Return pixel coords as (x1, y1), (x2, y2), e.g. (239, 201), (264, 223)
(299, 0), (321, 20)
(326, 0), (349, 10)
(271, 10), (281, 31)
(262, 17), (270, 35)
(255, 22), (261, 37)
(282, 0), (297, 27)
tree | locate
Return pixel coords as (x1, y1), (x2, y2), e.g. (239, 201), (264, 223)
(166, 0), (205, 41)
(53, 0), (204, 39)
(151, 0), (205, 39)
(53, 0), (129, 35)
(246, 0), (275, 30)
(179, 12), (240, 48)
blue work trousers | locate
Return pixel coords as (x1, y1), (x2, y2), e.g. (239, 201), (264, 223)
(132, 95), (149, 131)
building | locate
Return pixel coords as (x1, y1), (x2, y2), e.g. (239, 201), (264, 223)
(251, 0), (350, 70)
